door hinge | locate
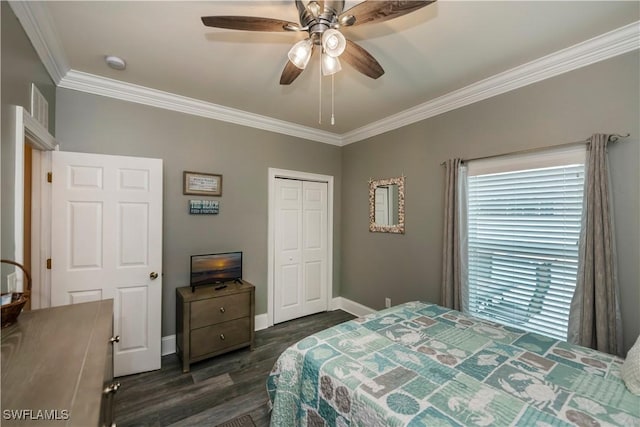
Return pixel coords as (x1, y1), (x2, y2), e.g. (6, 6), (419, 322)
(46, 259), (52, 269)
(47, 172), (52, 183)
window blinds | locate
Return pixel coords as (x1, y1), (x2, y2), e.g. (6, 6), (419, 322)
(467, 163), (585, 341)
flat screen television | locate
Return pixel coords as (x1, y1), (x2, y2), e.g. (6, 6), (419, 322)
(190, 251), (242, 291)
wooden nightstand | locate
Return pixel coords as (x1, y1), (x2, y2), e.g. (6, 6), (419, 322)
(176, 281), (255, 373)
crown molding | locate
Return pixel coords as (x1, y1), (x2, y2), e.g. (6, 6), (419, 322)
(58, 70), (343, 145)
(8, 0), (69, 84)
(13, 2), (638, 147)
(341, 21), (640, 145)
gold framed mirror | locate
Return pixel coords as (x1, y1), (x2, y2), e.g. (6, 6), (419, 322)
(369, 176), (405, 234)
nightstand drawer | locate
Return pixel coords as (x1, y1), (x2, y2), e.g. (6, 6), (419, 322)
(190, 292), (250, 329)
(190, 317), (251, 358)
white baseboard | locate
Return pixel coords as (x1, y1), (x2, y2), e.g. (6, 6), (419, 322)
(330, 297), (376, 317)
(161, 334), (176, 356)
(255, 313), (269, 331)
(161, 298), (375, 355)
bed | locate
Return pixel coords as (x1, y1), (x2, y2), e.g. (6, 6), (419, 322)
(267, 301), (639, 426)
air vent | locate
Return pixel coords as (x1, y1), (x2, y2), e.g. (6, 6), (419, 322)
(30, 83), (49, 130)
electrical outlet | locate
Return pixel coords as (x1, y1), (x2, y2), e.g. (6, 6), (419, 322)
(385, 297), (391, 308)
(7, 273), (17, 293)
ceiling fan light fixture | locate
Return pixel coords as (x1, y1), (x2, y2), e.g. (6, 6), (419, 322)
(321, 53), (341, 76)
(322, 29), (346, 58)
(288, 38), (313, 69)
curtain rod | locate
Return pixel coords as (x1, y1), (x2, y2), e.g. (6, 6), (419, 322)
(439, 133), (630, 166)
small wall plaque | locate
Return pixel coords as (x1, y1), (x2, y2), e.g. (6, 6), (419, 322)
(189, 200), (219, 215)
(183, 171), (222, 196)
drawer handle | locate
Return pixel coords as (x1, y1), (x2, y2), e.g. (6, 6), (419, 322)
(220, 334), (225, 340)
(104, 382), (121, 395)
(110, 335), (120, 344)
(219, 307), (225, 313)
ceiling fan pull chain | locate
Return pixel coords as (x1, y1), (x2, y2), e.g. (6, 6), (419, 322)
(318, 57), (322, 124)
(331, 74), (335, 126)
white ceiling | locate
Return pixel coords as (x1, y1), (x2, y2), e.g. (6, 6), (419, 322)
(15, 1), (640, 142)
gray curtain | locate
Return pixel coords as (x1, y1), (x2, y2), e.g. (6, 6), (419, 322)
(568, 134), (623, 356)
(441, 159), (466, 311)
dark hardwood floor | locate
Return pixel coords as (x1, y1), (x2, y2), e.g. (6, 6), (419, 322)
(114, 309), (355, 427)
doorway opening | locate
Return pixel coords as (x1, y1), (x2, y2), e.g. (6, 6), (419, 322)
(10, 105), (56, 310)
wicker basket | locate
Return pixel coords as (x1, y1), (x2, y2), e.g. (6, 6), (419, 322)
(1, 259), (32, 328)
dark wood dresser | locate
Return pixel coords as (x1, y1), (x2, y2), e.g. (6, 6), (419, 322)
(176, 281), (255, 373)
(1, 300), (116, 426)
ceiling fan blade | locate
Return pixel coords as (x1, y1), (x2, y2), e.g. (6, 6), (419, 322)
(280, 60), (305, 85)
(201, 16), (301, 32)
(339, 0), (435, 27)
(341, 39), (384, 79)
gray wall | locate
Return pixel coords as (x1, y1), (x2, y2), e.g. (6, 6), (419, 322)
(341, 52), (640, 353)
(55, 89), (342, 336)
(1, 2), (56, 286)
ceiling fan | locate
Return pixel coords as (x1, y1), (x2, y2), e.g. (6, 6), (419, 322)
(202, 1), (436, 85)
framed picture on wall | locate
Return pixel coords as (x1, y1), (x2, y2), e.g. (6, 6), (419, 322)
(183, 171), (223, 196)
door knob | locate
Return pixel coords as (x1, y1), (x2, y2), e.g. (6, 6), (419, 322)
(110, 335), (120, 344)
(150, 272), (159, 280)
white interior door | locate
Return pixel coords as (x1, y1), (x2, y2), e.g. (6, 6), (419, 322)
(51, 151), (163, 376)
(274, 179), (327, 323)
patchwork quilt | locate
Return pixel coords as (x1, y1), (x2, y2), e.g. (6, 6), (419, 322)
(267, 302), (640, 426)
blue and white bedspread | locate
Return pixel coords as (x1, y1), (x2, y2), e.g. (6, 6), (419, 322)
(267, 301), (639, 426)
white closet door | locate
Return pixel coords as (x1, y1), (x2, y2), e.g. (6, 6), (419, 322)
(302, 181), (328, 314)
(274, 179), (327, 323)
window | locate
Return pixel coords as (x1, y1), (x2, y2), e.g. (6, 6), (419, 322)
(465, 147), (586, 340)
